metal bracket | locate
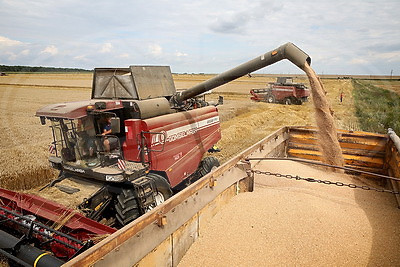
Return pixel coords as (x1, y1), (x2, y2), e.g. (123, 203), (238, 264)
(237, 160), (254, 192)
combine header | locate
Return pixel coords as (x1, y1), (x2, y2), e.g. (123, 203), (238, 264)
(0, 187), (115, 266)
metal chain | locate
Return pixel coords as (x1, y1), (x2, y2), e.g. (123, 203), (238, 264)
(251, 169), (400, 195)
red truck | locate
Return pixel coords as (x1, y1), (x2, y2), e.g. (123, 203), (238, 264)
(250, 77), (310, 105)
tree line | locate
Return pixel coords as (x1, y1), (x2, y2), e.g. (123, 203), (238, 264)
(0, 65), (91, 73)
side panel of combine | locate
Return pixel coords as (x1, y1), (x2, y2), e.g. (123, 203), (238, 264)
(144, 106), (220, 187)
(123, 106), (221, 187)
(271, 85), (296, 100)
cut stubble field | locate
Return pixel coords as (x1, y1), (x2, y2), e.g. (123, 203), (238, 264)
(0, 74), (357, 190)
(0, 83), (89, 189)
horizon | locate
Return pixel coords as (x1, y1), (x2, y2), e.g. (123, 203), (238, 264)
(2, 65), (400, 78)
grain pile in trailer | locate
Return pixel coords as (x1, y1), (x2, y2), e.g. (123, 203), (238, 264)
(178, 160), (400, 266)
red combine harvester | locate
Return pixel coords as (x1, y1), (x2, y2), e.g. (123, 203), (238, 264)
(250, 77), (310, 105)
(0, 43), (311, 265)
(35, 66), (222, 227)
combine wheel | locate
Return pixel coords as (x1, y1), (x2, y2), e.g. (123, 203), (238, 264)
(115, 174), (172, 226)
(115, 188), (140, 226)
(147, 173), (173, 207)
(284, 98), (292, 105)
(266, 94), (275, 103)
(198, 156), (220, 177)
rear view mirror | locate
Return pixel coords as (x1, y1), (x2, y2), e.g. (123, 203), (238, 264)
(40, 116), (46, 125)
(218, 96), (224, 105)
(111, 117), (120, 134)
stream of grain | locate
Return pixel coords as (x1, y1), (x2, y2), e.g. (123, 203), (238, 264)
(302, 63), (344, 166)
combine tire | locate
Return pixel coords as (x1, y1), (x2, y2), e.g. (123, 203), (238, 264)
(266, 94), (275, 103)
(147, 173), (173, 207)
(198, 156), (220, 177)
(115, 188), (140, 226)
(284, 98), (292, 105)
(115, 174), (172, 226)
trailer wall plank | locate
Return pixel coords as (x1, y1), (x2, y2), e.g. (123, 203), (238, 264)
(172, 215), (199, 266)
(135, 236), (173, 267)
(288, 127), (388, 175)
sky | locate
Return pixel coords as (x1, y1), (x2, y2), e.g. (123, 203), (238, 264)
(0, 0), (399, 75)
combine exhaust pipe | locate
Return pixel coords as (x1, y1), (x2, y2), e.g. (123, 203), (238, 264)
(172, 42), (311, 104)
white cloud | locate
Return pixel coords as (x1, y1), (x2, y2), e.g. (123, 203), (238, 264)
(40, 45), (58, 55)
(20, 49), (30, 55)
(350, 58), (369, 65)
(74, 55), (88, 61)
(149, 44), (162, 56)
(374, 51), (400, 62)
(0, 36), (23, 47)
(6, 52), (17, 60)
(100, 43), (112, 53)
(118, 53), (130, 58)
(175, 52), (188, 57)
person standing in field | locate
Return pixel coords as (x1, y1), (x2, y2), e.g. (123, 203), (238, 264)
(340, 91), (344, 103)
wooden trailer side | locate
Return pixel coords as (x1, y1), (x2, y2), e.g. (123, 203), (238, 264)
(386, 129), (400, 207)
(287, 127), (388, 176)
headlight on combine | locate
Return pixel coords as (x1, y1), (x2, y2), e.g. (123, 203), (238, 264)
(105, 174), (125, 182)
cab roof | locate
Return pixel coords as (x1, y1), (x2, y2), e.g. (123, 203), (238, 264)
(36, 99), (124, 119)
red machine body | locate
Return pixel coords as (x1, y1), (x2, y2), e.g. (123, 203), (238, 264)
(124, 106), (220, 187)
